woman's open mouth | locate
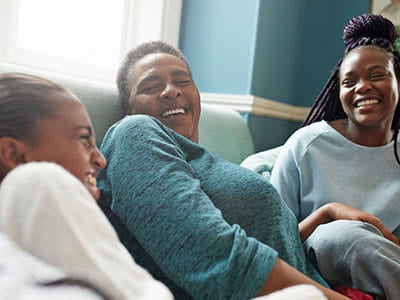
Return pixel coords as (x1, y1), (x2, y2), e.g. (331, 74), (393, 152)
(161, 108), (186, 118)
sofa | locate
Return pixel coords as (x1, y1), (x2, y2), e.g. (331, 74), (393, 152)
(1, 62), (359, 300)
(240, 146), (283, 180)
(0, 62), (255, 165)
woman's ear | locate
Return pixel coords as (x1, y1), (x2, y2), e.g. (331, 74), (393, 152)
(0, 137), (27, 171)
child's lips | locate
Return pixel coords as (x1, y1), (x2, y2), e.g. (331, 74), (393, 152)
(84, 174), (101, 201)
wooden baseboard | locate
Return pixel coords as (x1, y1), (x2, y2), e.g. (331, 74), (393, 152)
(201, 93), (309, 121)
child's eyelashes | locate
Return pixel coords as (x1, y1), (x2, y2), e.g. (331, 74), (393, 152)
(80, 135), (94, 148)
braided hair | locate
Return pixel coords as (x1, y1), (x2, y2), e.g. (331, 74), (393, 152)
(303, 13), (400, 164)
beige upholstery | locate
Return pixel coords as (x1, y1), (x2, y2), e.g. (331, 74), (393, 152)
(0, 63), (255, 164)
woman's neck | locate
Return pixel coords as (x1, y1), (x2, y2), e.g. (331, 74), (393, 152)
(329, 119), (393, 147)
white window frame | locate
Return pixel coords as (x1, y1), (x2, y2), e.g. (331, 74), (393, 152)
(0, 0), (182, 82)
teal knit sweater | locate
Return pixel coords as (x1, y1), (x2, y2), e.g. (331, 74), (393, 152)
(98, 115), (326, 300)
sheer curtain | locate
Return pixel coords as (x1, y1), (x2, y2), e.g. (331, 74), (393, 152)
(0, 0), (182, 82)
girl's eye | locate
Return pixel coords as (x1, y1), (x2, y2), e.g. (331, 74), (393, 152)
(342, 78), (355, 87)
(80, 136), (93, 148)
(370, 73), (385, 80)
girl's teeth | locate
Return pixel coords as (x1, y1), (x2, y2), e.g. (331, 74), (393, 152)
(357, 99), (378, 107)
(85, 174), (97, 186)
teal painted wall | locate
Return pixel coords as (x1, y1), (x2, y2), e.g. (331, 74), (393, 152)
(251, 0), (304, 104)
(290, 0), (371, 106)
(179, 0), (371, 152)
(179, 0), (258, 93)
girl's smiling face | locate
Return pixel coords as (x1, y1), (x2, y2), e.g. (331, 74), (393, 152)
(339, 46), (399, 130)
(23, 95), (106, 200)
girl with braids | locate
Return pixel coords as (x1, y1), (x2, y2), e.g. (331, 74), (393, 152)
(0, 73), (173, 300)
(268, 13), (400, 299)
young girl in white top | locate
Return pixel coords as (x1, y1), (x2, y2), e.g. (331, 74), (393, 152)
(0, 72), (173, 300)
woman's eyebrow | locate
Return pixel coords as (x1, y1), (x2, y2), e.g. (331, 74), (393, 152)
(171, 70), (191, 77)
(139, 74), (160, 83)
(136, 70), (191, 89)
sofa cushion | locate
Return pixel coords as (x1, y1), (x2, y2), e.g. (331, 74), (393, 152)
(199, 104), (254, 164)
(0, 63), (255, 164)
(0, 62), (123, 145)
(240, 146), (283, 180)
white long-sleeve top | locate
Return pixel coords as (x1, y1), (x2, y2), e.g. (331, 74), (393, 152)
(0, 162), (173, 300)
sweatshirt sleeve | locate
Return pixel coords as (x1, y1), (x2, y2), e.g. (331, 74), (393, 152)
(99, 115), (277, 300)
(0, 162), (173, 300)
(270, 143), (302, 221)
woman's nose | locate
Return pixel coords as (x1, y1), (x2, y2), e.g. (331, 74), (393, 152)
(160, 83), (182, 99)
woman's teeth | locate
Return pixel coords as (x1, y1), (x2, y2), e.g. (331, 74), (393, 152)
(162, 108), (185, 117)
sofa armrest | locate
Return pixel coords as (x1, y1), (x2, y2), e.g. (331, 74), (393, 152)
(199, 104), (255, 164)
(241, 146), (283, 180)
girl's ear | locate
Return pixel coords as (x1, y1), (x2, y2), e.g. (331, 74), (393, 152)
(0, 137), (27, 171)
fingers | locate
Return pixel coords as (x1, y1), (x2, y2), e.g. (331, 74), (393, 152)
(325, 203), (400, 247)
(382, 231), (400, 247)
(360, 216), (400, 247)
(374, 224), (400, 247)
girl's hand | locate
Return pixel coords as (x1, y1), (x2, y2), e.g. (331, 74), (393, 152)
(323, 202), (400, 246)
(299, 202), (400, 246)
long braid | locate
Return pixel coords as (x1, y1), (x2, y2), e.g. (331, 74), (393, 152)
(302, 62), (342, 126)
(303, 13), (400, 164)
(390, 48), (400, 164)
(394, 130), (400, 164)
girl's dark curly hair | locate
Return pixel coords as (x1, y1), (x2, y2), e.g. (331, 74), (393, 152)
(303, 13), (400, 164)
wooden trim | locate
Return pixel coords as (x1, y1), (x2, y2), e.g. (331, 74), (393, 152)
(201, 93), (309, 121)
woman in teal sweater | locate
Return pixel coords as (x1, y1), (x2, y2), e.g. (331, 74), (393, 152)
(98, 114), (333, 300)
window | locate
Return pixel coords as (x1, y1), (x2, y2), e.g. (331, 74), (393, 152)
(0, 0), (182, 82)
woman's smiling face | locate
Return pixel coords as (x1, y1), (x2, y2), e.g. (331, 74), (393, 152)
(339, 46), (399, 130)
(127, 53), (201, 142)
